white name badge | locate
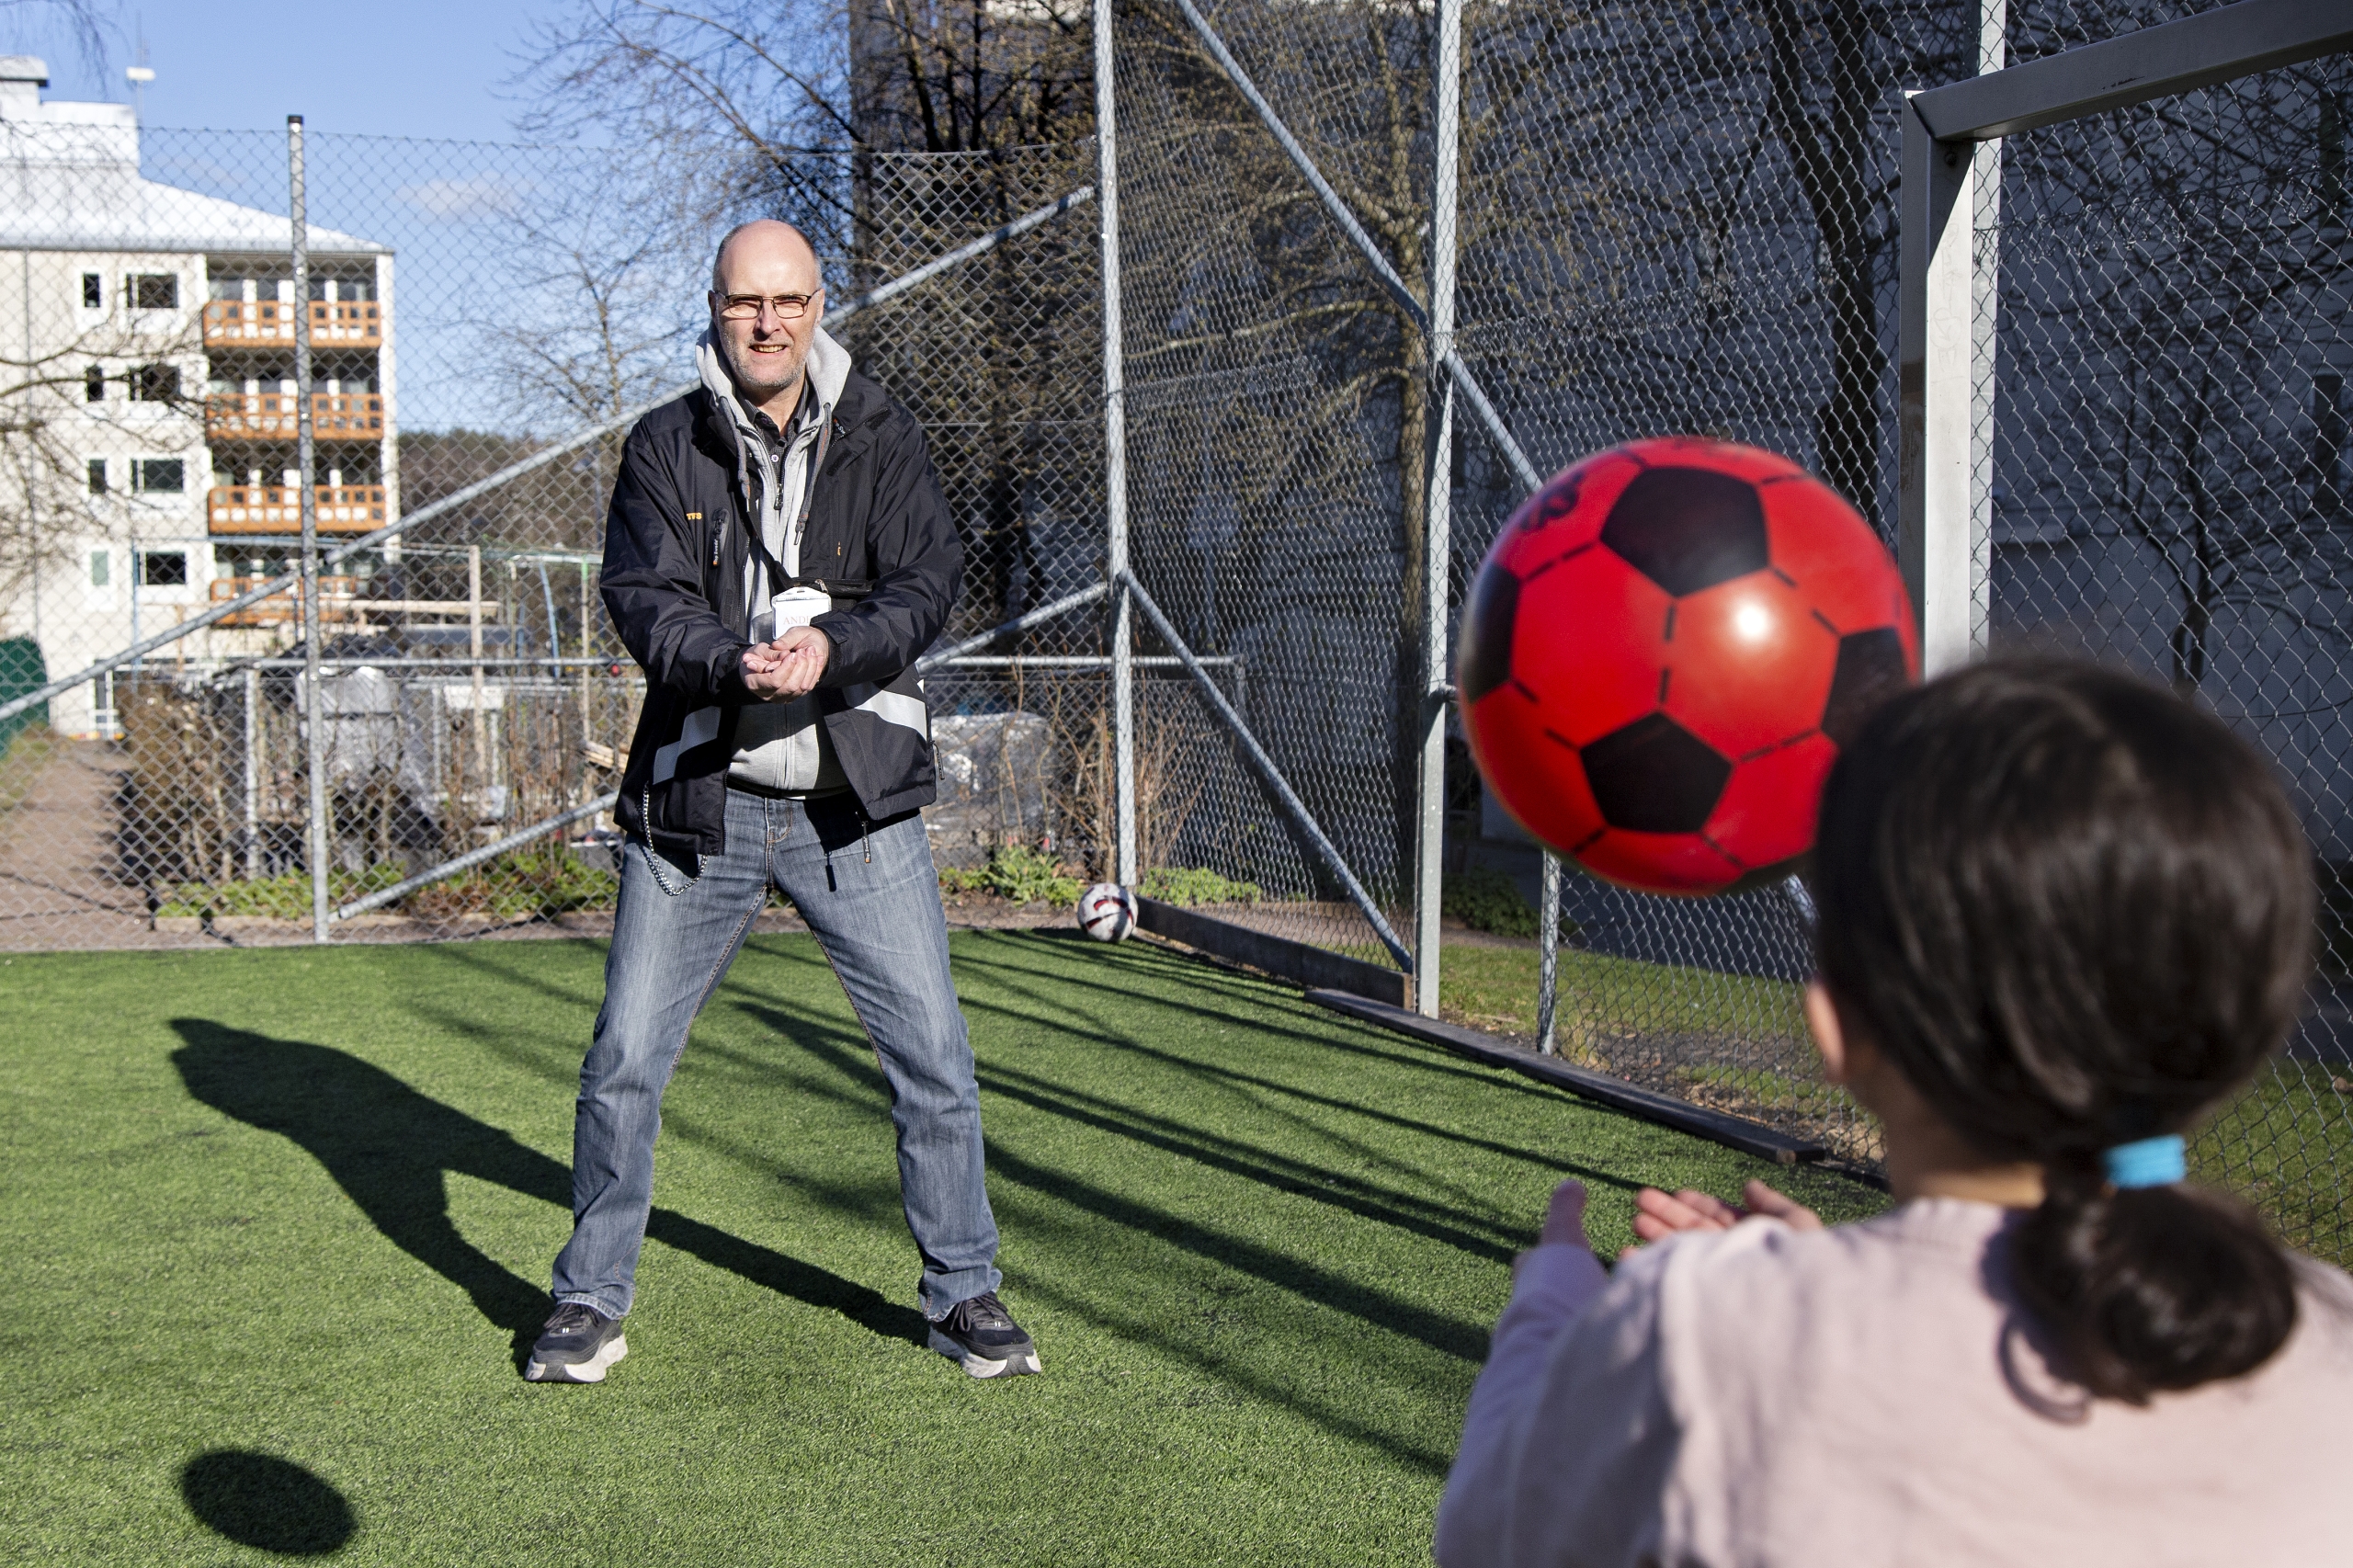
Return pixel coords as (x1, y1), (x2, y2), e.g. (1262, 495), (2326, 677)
(771, 585), (830, 635)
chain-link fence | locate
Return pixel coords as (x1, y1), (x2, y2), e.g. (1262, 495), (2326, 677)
(1107, 0), (1983, 1163)
(0, 103), (1101, 949)
(1101, 0), (2353, 1254)
(1975, 6), (2353, 1257)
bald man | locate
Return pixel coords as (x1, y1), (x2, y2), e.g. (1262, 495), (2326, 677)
(528, 220), (1039, 1383)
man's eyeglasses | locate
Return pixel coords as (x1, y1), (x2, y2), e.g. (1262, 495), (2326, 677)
(714, 291), (819, 322)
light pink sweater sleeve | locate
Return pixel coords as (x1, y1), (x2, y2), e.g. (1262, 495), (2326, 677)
(1432, 1241), (1678, 1568)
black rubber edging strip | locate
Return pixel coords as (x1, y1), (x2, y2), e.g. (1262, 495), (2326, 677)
(1304, 988), (1826, 1165)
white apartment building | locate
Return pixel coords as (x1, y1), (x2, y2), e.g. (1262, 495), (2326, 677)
(0, 56), (396, 736)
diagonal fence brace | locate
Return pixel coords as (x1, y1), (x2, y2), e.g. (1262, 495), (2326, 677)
(914, 581), (1108, 674)
(1168, 0), (1541, 494)
(334, 793), (620, 922)
(1121, 571), (1413, 971)
(0, 186), (1100, 729)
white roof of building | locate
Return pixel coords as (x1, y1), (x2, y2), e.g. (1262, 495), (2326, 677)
(0, 58), (387, 256)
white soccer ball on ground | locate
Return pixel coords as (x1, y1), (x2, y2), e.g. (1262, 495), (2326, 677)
(1076, 881), (1137, 942)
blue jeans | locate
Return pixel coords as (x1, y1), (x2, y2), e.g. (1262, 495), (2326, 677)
(551, 787), (1001, 1321)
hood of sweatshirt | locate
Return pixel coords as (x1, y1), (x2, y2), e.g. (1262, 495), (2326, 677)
(696, 323), (851, 451)
(697, 324), (852, 583)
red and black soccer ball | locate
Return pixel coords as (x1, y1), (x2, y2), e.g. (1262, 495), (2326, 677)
(1458, 437), (1917, 897)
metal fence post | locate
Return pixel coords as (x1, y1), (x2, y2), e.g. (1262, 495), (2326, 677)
(1972, 2), (2006, 657)
(1412, 0), (1464, 1017)
(1898, 93), (1981, 676)
(290, 114), (331, 942)
(1536, 850), (1562, 1053)
(243, 665), (261, 880)
(1096, 0), (1137, 886)
(468, 543), (487, 779)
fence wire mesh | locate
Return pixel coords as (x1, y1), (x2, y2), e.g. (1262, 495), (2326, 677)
(1108, 0), (1981, 1158)
(1982, 23), (2353, 1257)
(1108, 0), (2353, 1240)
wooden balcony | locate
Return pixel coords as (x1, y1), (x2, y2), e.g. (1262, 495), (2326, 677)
(201, 299), (382, 349)
(207, 484), (389, 535)
(204, 392), (385, 443)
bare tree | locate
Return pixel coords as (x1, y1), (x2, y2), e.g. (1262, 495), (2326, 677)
(0, 0), (114, 80)
(0, 320), (205, 610)
(1993, 33), (2353, 698)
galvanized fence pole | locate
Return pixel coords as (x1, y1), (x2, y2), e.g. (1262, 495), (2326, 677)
(1166, 0), (1539, 497)
(1972, 1), (2006, 655)
(289, 114), (331, 943)
(1899, 94), (1980, 677)
(1412, 0), (1464, 1017)
(1536, 851), (1562, 1053)
(242, 665), (261, 880)
(1096, 0), (1138, 887)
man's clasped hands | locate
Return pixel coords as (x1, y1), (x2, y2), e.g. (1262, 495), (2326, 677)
(741, 626), (831, 700)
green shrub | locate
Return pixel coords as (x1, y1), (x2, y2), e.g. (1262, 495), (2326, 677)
(1442, 864), (1542, 938)
(406, 845), (620, 920)
(161, 847), (624, 924)
(156, 864), (405, 920)
(1140, 866), (1263, 906)
(939, 844), (1083, 906)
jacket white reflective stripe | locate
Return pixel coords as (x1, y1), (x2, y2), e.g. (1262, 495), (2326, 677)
(652, 704), (722, 784)
(846, 682), (929, 737)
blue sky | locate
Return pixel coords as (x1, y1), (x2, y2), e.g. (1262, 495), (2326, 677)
(15, 1), (555, 142)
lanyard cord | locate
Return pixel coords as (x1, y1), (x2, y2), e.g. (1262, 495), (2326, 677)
(745, 410), (832, 596)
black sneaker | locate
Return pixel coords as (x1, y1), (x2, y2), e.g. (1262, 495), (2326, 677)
(525, 1301), (628, 1383)
(927, 1290), (1042, 1379)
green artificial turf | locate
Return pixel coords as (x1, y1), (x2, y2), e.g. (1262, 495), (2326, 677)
(1438, 943), (1805, 1044)
(0, 932), (1883, 1565)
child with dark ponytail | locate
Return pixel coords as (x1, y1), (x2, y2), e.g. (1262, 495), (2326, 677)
(1435, 660), (2353, 1566)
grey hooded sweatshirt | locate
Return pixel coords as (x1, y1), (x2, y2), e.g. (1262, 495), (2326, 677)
(697, 325), (854, 793)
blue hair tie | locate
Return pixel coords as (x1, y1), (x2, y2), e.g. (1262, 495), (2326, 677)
(2103, 1134), (2186, 1189)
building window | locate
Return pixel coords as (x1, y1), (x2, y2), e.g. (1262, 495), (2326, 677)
(81, 272), (101, 309)
(132, 458), (185, 494)
(85, 459), (107, 494)
(130, 364), (179, 403)
(89, 551), (109, 587)
(84, 365), (103, 403)
(129, 273), (178, 311)
(137, 551), (188, 587)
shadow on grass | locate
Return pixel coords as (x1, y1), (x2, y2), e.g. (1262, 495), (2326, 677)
(180, 1449), (354, 1556)
(757, 1015), (1493, 1363)
(167, 1020), (927, 1365)
(730, 999), (1529, 1260)
(950, 930), (1565, 1099)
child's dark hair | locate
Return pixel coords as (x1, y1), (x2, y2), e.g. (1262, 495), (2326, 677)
(1813, 659), (2310, 1403)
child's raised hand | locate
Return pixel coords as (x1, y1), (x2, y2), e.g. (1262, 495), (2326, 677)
(1621, 1178), (1822, 1259)
(1538, 1178), (1592, 1248)
(1512, 1179), (1595, 1277)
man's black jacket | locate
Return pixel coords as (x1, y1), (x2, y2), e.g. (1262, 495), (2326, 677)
(603, 370), (959, 863)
